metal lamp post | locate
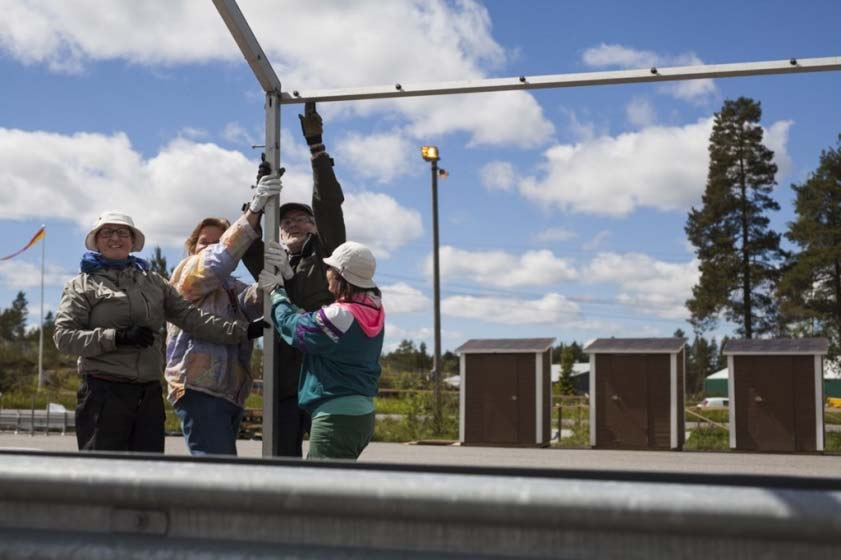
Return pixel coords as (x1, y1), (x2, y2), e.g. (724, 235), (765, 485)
(421, 145), (445, 434)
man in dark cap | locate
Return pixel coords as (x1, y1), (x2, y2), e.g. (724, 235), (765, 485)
(243, 101), (346, 457)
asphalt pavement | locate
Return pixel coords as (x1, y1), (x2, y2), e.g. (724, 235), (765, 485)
(1, 433), (840, 478)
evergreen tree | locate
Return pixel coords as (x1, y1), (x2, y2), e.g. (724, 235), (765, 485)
(779, 136), (841, 358)
(686, 97), (784, 338)
(558, 345), (577, 395)
(148, 246), (171, 280)
(0, 291), (28, 341)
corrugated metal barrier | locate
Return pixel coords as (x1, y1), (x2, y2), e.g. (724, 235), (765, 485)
(0, 450), (840, 559)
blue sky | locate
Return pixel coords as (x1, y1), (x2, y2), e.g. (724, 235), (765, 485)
(1, 0), (840, 352)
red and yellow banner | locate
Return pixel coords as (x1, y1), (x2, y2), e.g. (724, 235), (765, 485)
(1, 226), (45, 261)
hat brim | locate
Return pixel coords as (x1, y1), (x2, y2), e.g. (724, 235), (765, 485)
(85, 225), (145, 253)
(323, 255), (377, 289)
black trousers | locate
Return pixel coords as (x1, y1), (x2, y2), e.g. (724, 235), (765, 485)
(75, 376), (165, 453)
(275, 394), (311, 457)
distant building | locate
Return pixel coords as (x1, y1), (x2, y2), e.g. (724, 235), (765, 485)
(703, 362), (841, 398)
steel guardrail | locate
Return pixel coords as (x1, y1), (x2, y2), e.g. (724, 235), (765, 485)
(0, 451), (840, 559)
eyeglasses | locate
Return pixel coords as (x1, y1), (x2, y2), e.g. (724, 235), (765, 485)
(280, 215), (314, 228)
(99, 228), (132, 239)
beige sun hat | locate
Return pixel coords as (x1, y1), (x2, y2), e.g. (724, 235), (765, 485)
(323, 241), (377, 289)
(84, 211), (145, 252)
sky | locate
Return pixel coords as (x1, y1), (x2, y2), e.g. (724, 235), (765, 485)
(1, 0), (840, 353)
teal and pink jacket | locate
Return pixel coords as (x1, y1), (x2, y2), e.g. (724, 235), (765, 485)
(270, 288), (385, 413)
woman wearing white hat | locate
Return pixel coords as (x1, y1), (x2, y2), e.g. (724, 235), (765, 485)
(54, 211), (265, 453)
(259, 241), (385, 460)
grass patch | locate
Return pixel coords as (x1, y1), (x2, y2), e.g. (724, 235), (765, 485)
(684, 427), (730, 451)
(825, 431), (841, 453)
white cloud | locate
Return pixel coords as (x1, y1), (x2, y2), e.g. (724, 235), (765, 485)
(221, 122), (258, 148)
(519, 118), (714, 216)
(442, 293), (580, 325)
(342, 192), (423, 258)
(479, 161), (516, 191)
(582, 44), (718, 104)
(585, 252), (699, 319)
(335, 131), (413, 184)
(626, 96), (656, 127)
(0, 0), (553, 148)
(535, 227), (577, 243)
(0, 128), (422, 255)
(380, 282), (429, 313)
(0, 260), (74, 290)
(431, 246), (577, 288)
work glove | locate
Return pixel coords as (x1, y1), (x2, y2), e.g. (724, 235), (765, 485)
(299, 102), (324, 154)
(249, 174), (283, 213)
(247, 318), (269, 340)
(264, 240), (295, 281)
(115, 326), (155, 348)
(258, 269), (286, 293)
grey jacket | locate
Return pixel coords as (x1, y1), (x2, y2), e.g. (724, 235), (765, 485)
(55, 265), (248, 383)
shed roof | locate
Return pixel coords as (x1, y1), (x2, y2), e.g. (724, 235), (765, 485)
(583, 338), (686, 354)
(455, 338), (555, 354)
(722, 338), (829, 355)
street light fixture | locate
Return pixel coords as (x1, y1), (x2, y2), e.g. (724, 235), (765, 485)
(421, 145), (445, 434)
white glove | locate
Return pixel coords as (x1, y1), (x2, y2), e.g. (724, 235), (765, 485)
(249, 175), (283, 213)
(265, 240), (294, 280)
(258, 269), (285, 292)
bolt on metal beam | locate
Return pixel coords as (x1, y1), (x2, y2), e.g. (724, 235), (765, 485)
(279, 56), (841, 104)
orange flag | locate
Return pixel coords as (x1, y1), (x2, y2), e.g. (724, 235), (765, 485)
(1, 226), (45, 261)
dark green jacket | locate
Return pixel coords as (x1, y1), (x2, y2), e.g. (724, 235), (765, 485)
(244, 152), (346, 397)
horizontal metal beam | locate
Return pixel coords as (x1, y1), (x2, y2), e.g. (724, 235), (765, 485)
(212, 0), (281, 93)
(279, 56), (841, 104)
(1, 452), (841, 558)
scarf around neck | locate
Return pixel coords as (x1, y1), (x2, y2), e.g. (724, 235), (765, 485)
(80, 251), (150, 274)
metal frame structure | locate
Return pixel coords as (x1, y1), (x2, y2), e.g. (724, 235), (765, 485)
(213, 0), (841, 456)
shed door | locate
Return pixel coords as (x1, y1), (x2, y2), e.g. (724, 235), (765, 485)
(466, 354), (520, 443)
(735, 355), (795, 452)
(598, 354), (648, 447)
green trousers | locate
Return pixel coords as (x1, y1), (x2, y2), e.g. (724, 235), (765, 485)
(307, 412), (375, 460)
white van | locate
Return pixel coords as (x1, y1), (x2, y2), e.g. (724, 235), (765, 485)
(697, 397), (728, 409)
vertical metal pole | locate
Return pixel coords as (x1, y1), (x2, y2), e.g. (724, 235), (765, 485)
(431, 161), (442, 434)
(262, 92), (281, 457)
(38, 226), (45, 390)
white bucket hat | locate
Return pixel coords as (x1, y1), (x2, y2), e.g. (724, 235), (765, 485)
(84, 211), (145, 252)
(323, 241), (377, 289)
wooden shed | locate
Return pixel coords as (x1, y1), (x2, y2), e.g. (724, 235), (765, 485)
(584, 338), (686, 450)
(455, 338), (554, 447)
(723, 338), (828, 453)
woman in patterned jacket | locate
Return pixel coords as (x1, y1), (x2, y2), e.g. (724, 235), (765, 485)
(165, 174), (281, 455)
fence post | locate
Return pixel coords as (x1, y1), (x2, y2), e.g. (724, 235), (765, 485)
(30, 402), (35, 437)
(45, 404), (50, 437)
(15, 411), (20, 434)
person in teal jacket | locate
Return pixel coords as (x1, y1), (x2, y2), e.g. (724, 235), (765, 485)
(259, 240), (385, 460)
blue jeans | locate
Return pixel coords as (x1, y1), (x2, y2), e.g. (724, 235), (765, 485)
(174, 389), (243, 456)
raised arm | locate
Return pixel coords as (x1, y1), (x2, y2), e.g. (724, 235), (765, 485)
(300, 102), (346, 256)
(161, 276), (248, 345)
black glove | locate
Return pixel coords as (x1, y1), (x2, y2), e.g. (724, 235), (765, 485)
(256, 153), (272, 183)
(298, 102), (324, 153)
(115, 326), (155, 348)
(247, 318), (270, 340)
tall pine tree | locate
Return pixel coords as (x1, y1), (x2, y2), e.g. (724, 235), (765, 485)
(685, 97), (784, 338)
(779, 136), (841, 358)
